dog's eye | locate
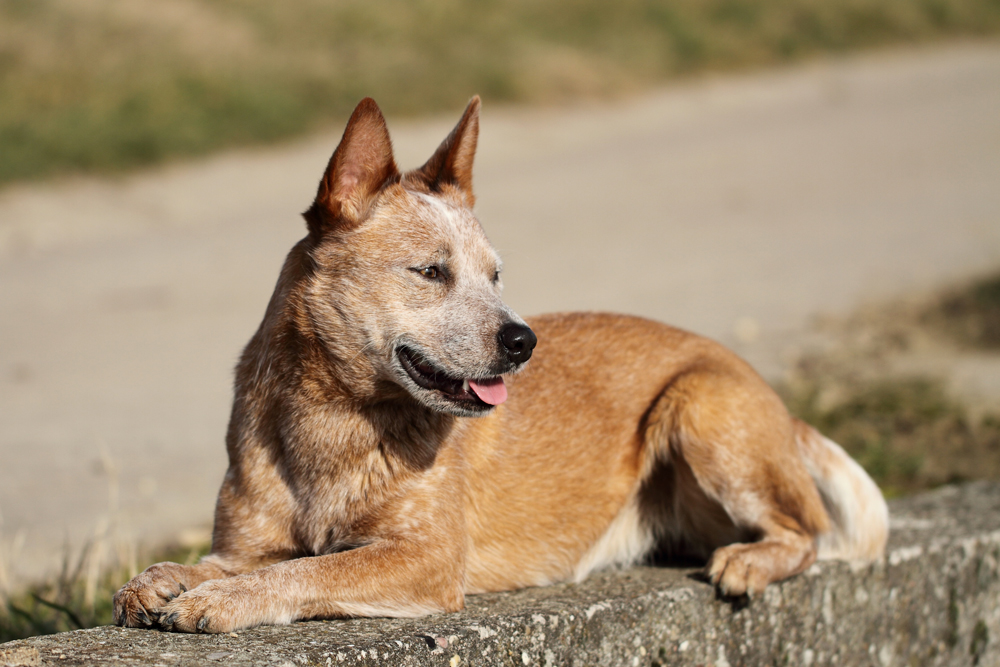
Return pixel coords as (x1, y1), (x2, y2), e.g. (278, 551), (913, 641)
(492, 271), (500, 283)
(418, 266), (439, 280)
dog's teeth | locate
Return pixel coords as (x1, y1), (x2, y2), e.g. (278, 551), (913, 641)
(462, 379), (469, 392)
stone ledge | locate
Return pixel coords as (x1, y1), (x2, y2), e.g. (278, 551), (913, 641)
(3, 482), (999, 667)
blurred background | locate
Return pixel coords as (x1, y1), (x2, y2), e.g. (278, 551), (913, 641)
(1, 0), (999, 639)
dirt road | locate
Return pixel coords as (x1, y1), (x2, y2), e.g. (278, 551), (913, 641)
(2, 43), (999, 584)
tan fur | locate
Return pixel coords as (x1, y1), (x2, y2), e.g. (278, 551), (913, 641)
(113, 97), (889, 633)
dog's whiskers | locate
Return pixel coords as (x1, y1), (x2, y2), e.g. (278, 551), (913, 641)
(346, 342), (376, 367)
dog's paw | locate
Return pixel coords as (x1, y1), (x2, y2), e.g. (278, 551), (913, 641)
(113, 562), (191, 628)
(707, 536), (818, 600)
(156, 578), (264, 633)
(706, 543), (775, 598)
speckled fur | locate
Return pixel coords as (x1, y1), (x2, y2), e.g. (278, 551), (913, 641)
(113, 97), (888, 633)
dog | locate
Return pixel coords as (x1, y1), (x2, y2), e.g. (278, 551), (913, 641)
(113, 96), (888, 633)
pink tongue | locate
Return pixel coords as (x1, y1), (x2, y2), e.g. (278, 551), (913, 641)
(468, 377), (507, 406)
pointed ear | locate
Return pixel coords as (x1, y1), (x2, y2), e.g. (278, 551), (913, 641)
(304, 98), (399, 236)
(410, 95), (480, 207)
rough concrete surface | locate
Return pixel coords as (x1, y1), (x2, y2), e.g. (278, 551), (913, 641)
(2, 42), (1000, 585)
(2, 482), (998, 666)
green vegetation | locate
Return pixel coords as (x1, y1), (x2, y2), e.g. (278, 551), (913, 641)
(779, 267), (1000, 497)
(781, 377), (1000, 498)
(0, 540), (208, 643)
(924, 270), (1000, 349)
(3, 0), (1000, 185)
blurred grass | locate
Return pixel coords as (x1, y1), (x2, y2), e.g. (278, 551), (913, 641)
(779, 268), (1000, 498)
(2, 0), (1000, 185)
(780, 377), (1000, 498)
(0, 539), (210, 643)
(923, 270), (1000, 349)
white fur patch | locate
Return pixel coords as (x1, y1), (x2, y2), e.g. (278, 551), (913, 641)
(414, 192), (460, 226)
(573, 496), (655, 582)
(332, 599), (445, 618)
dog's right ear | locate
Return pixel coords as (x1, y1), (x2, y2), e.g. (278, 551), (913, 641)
(304, 98), (399, 237)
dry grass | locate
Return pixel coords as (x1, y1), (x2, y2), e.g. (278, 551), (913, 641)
(779, 268), (1000, 498)
(923, 271), (1000, 349)
(0, 444), (210, 642)
(780, 375), (1000, 498)
(0, 530), (209, 643)
(2, 0), (1000, 184)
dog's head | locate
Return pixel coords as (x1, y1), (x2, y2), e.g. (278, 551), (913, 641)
(295, 97), (535, 417)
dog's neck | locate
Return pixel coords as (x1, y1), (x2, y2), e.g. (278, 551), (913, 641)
(230, 309), (457, 553)
(237, 301), (455, 466)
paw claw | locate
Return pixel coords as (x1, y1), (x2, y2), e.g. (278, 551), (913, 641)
(197, 617), (209, 632)
(112, 562), (201, 629)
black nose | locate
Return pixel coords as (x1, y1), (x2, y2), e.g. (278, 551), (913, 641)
(498, 323), (537, 364)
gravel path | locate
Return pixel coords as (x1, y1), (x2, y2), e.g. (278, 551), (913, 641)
(2, 43), (998, 584)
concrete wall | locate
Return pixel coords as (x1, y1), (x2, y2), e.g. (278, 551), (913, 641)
(2, 481), (999, 667)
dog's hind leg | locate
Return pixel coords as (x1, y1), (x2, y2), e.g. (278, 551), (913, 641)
(641, 364), (831, 597)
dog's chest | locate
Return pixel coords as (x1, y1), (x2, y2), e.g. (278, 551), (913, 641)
(291, 450), (436, 555)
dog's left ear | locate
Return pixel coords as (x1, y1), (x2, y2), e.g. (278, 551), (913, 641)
(409, 95), (480, 208)
(305, 97), (400, 237)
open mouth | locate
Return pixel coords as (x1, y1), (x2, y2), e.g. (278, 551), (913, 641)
(396, 346), (507, 410)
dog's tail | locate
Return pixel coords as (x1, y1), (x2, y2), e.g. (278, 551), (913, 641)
(794, 419), (889, 562)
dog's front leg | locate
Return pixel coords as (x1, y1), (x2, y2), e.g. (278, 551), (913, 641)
(155, 538), (464, 633)
(113, 560), (233, 628)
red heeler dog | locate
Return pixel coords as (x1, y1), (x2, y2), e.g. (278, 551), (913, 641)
(114, 96), (888, 633)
